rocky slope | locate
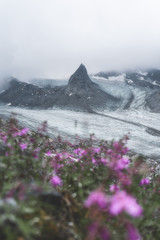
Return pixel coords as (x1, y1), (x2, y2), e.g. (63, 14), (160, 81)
(0, 64), (121, 112)
(1, 66), (160, 113)
(94, 69), (160, 113)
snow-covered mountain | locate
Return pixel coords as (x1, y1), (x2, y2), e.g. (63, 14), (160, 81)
(0, 65), (160, 113)
(0, 66), (160, 158)
(92, 69), (160, 113)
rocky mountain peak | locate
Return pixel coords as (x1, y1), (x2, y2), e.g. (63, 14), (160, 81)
(65, 64), (93, 94)
(70, 64), (89, 80)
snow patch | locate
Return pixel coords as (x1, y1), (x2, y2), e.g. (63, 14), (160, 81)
(136, 71), (148, 76)
(108, 74), (126, 82)
(92, 76), (108, 81)
(153, 81), (160, 86)
(92, 74), (126, 82)
(127, 79), (133, 84)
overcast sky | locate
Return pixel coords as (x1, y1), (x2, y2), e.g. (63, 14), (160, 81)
(0, 0), (160, 80)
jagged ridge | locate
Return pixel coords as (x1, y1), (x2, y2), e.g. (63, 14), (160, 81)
(0, 65), (121, 112)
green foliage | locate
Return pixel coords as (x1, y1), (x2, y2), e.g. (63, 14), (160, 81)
(0, 117), (160, 239)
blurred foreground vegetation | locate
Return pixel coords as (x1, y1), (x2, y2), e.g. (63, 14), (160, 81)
(0, 116), (160, 240)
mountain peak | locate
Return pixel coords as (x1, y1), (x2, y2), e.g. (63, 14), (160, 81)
(65, 64), (92, 94)
(70, 64), (89, 79)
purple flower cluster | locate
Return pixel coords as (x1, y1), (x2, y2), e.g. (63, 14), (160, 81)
(84, 190), (142, 218)
(19, 143), (28, 151)
(140, 178), (150, 186)
(50, 175), (63, 187)
(14, 128), (29, 137)
(109, 191), (143, 217)
(84, 190), (108, 209)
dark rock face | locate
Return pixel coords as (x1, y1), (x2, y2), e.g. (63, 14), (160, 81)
(123, 93), (134, 110)
(147, 69), (160, 85)
(62, 64), (120, 112)
(146, 91), (160, 113)
(2, 66), (160, 113)
(65, 64), (94, 95)
(95, 69), (160, 113)
(0, 65), (121, 112)
(95, 71), (120, 79)
(125, 72), (159, 89)
(0, 78), (65, 108)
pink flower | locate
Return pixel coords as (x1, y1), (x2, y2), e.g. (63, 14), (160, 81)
(127, 223), (141, 240)
(118, 172), (132, 185)
(140, 178), (150, 186)
(74, 148), (81, 155)
(84, 190), (107, 209)
(50, 175), (63, 187)
(92, 157), (97, 164)
(19, 128), (29, 136)
(87, 222), (98, 237)
(101, 158), (108, 165)
(100, 227), (110, 240)
(33, 148), (40, 159)
(5, 152), (9, 157)
(19, 143), (27, 151)
(110, 184), (119, 192)
(109, 191), (142, 217)
(87, 223), (110, 240)
(122, 147), (129, 155)
(92, 147), (101, 154)
(107, 149), (112, 154)
(14, 128), (29, 137)
(46, 151), (52, 157)
(116, 158), (130, 170)
(2, 135), (7, 144)
(74, 148), (87, 157)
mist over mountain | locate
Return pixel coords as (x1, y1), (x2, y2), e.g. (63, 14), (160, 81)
(0, 64), (120, 112)
(0, 64), (160, 113)
(0, 0), (160, 87)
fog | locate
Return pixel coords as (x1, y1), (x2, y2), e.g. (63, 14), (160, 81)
(0, 0), (160, 82)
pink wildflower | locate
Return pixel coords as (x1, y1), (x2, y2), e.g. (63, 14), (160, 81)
(79, 149), (88, 157)
(101, 158), (108, 165)
(126, 223), (141, 240)
(122, 147), (129, 155)
(2, 135), (7, 144)
(107, 149), (112, 154)
(110, 184), (119, 192)
(19, 128), (29, 136)
(140, 178), (150, 186)
(87, 223), (110, 240)
(116, 158), (130, 170)
(88, 222), (98, 237)
(20, 143), (27, 151)
(5, 152), (9, 157)
(110, 191), (142, 217)
(74, 148), (88, 157)
(100, 227), (110, 240)
(84, 190), (107, 209)
(33, 148), (40, 159)
(50, 175), (63, 187)
(46, 151), (52, 157)
(74, 148), (81, 155)
(118, 172), (132, 185)
(93, 147), (101, 154)
(14, 128), (29, 137)
(92, 157), (97, 164)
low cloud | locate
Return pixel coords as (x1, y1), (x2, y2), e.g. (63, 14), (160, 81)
(0, 0), (160, 85)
